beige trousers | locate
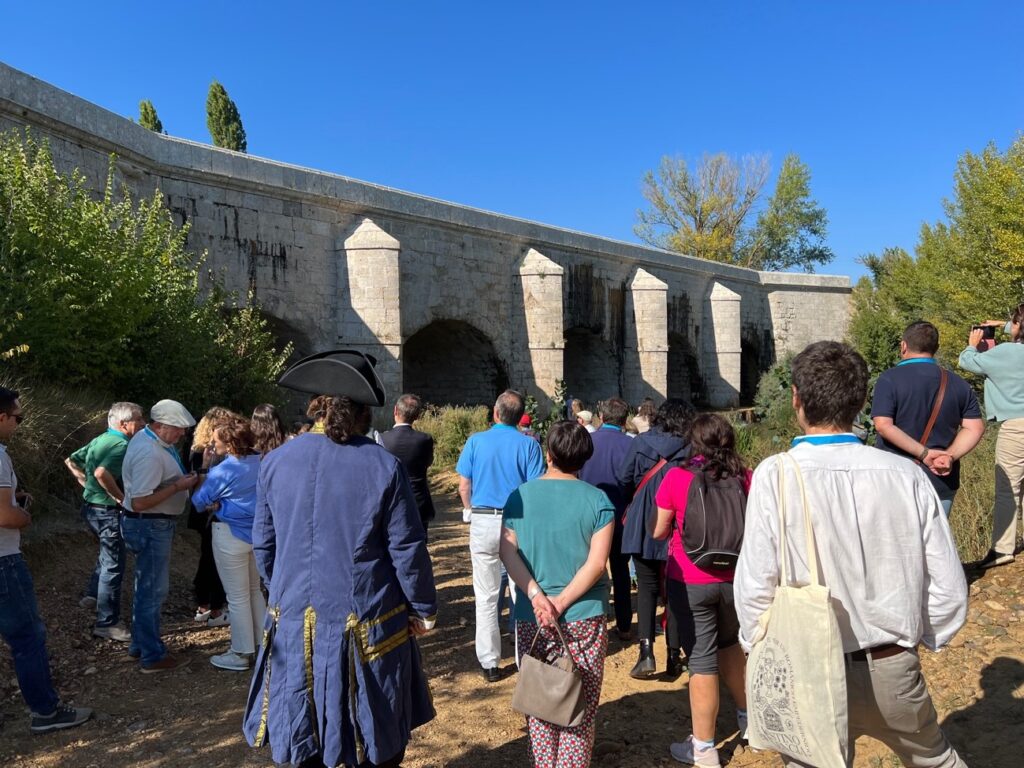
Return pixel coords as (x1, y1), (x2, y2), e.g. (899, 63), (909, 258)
(992, 418), (1024, 556)
(782, 649), (966, 768)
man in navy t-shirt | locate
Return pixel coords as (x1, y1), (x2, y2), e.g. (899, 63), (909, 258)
(871, 321), (985, 515)
(579, 397), (634, 639)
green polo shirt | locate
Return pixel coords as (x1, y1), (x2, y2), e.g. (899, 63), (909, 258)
(69, 429), (129, 505)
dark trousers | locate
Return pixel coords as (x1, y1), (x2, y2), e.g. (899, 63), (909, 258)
(632, 556), (679, 650)
(609, 522), (633, 633)
(193, 520), (225, 610)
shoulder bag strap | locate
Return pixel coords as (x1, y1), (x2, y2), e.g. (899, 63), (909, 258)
(918, 367), (949, 448)
(634, 457), (667, 497)
(779, 453), (822, 588)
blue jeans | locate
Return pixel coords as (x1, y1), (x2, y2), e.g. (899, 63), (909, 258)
(0, 554), (60, 715)
(120, 517), (176, 664)
(81, 503), (126, 627)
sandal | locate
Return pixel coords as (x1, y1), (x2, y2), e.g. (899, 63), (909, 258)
(194, 607), (213, 623)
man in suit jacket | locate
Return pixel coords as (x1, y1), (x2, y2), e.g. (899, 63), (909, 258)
(380, 394), (436, 536)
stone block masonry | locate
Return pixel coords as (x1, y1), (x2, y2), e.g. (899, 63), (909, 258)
(0, 61), (851, 410)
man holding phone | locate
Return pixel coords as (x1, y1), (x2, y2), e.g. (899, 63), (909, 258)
(121, 399), (198, 673)
(0, 387), (93, 732)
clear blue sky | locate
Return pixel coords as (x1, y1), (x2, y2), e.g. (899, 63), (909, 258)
(4, 2), (1023, 280)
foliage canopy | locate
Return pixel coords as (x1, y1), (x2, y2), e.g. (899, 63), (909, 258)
(138, 99), (163, 133)
(636, 153), (834, 272)
(206, 80), (247, 153)
(0, 130), (289, 413)
(848, 136), (1024, 374)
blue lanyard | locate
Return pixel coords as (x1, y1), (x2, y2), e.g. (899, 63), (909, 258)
(143, 426), (187, 474)
(897, 358), (936, 366)
(790, 433), (862, 447)
(599, 424), (622, 432)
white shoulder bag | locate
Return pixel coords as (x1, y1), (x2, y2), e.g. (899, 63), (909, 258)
(745, 452), (849, 768)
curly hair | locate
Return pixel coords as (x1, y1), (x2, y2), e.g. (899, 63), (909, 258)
(215, 416), (256, 457)
(251, 403), (287, 455)
(307, 395), (372, 444)
(191, 406), (237, 453)
(650, 397), (696, 438)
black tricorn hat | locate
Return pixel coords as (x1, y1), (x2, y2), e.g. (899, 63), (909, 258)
(277, 349), (386, 406)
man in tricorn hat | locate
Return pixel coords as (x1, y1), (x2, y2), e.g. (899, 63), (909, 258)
(244, 351), (437, 768)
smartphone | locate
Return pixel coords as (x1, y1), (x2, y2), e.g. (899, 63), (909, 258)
(973, 325), (997, 340)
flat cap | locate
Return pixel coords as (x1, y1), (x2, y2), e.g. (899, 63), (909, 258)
(149, 399), (196, 428)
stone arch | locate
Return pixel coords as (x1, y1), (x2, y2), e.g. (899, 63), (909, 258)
(740, 330), (763, 406)
(667, 332), (704, 405)
(402, 320), (509, 407)
(563, 327), (621, 406)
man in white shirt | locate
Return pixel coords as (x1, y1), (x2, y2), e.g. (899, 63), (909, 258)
(734, 341), (968, 768)
(121, 399), (198, 673)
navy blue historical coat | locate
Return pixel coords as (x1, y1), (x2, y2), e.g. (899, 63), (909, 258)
(243, 432), (437, 767)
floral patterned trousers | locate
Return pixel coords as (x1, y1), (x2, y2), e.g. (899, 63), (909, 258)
(516, 616), (608, 768)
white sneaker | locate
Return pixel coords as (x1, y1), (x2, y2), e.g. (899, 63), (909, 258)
(669, 735), (721, 767)
(92, 623), (131, 642)
(205, 611), (230, 628)
(210, 651), (251, 671)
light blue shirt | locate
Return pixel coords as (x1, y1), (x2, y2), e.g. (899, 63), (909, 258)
(191, 454), (261, 544)
(456, 424), (545, 508)
(958, 342), (1024, 422)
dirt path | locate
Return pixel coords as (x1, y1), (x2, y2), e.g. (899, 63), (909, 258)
(1, 497), (1020, 767)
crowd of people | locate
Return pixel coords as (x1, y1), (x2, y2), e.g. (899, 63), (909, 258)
(1, 310), (1022, 766)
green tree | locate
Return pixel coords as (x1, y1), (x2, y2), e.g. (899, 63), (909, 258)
(0, 130), (287, 413)
(846, 136), (1024, 374)
(206, 80), (247, 152)
(138, 99), (163, 133)
(741, 155), (834, 271)
(636, 152), (833, 272)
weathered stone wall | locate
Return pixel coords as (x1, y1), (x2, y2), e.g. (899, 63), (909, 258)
(0, 62), (852, 411)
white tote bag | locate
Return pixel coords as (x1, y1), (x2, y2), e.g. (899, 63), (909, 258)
(745, 453), (849, 768)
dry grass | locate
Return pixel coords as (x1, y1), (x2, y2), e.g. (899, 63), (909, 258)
(0, 373), (108, 530)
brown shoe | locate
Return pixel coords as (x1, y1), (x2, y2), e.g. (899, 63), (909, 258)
(140, 655), (180, 674)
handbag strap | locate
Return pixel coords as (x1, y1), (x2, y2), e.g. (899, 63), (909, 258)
(526, 619), (575, 664)
(777, 453), (821, 588)
(919, 367), (949, 448)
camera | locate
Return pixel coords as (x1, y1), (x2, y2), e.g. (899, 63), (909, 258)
(972, 324), (997, 340)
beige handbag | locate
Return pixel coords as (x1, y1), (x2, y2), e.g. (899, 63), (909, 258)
(511, 621), (586, 728)
(745, 453), (849, 767)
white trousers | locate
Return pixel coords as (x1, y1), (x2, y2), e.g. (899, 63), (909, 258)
(469, 514), (503, 668)
(211, 522), (267, 655)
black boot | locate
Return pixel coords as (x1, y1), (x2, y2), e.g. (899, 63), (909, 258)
(629, 639), (657, 679)
(665, 648), (687, 678)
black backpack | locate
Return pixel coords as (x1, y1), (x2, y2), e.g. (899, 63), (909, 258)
(681, 469), (746, 572)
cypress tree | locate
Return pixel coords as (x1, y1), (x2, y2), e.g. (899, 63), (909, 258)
(206, 81), (247, 152)
(138, 100), (163, 133)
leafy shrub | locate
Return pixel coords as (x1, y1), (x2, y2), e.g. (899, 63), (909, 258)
(0, 130), (290, 414)
(417, 405), (491, 473)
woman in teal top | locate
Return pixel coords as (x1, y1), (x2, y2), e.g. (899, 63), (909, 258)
(959, 303), (1024, 569)
(501, 421), (614, 768)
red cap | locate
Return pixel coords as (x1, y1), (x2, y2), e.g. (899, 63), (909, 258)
(519, 414), (532, 427)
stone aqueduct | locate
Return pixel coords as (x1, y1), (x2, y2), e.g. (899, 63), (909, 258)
(0, 63), (851, 412)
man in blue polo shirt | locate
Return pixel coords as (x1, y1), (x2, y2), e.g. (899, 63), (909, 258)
(872, 321), (985, 516)
(579, 397), (635, 640)
(457, 390), (544, 682)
